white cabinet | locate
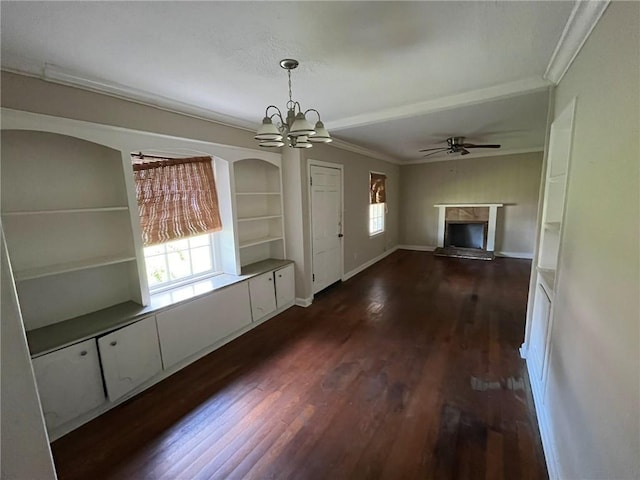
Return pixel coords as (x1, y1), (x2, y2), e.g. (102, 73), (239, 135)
(275, 264), (295, 309)
(156, 282), (252, 369)
(249, 264), (295, 320)
(528, 283), (552, 383)
(98, 316), (162, 402)
(249, 272), (277, 321)
(32, 339), (105, 431)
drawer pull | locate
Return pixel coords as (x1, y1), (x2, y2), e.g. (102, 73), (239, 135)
(268, 277), (272, 282)
(80, 350), (88, 356)
(278, 274), (282, 278)
(110, 341), (118, 347)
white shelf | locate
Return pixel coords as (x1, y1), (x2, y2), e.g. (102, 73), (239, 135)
(15, 254), (137, 281)
(548, 173), (566, 184)
(239, 236), (283, 249)
(544, 222), (561, 233)
(2, 206), (129, 216)
(237, 215), (282, 223)
(235, 192), (281, 196)
(536, 267), (556, 297)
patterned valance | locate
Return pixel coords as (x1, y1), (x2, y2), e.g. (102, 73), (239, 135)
(133, 156), (222, 246)
(370, 172), (387, 204)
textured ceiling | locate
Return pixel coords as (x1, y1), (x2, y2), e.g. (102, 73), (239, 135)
(1, 1), (576, 163)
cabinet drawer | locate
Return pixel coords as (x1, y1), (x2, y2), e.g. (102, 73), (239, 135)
(32, 339), (105, 431)
(98, 316), (162, 402)
(156, 282), (252, 369)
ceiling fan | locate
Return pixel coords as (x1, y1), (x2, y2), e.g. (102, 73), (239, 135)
(419, 136), (501, 158)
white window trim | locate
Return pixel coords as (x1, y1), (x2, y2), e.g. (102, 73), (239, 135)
(145, 234), (222, 294)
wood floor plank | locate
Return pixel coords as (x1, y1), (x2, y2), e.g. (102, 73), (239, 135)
(51, 251), (548, 480)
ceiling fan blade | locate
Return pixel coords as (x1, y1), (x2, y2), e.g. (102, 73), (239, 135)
(422, 149), (449, 158)
(460, 148), (471, 155)
(462, 144), (501, 149)
(419, 146), (448, 152)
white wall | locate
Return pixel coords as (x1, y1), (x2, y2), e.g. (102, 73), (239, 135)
(1, 229), (57, 479)
(399, 152), (543, 256)
(541, 2), (639, 478)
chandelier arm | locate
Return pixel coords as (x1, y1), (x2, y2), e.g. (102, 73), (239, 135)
(304, 109), (322, 121)
(265, 105), (283, 118)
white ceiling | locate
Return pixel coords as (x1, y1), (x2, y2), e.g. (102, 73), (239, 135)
(1, 1), (578, 163)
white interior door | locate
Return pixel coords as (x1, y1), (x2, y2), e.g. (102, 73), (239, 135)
(310, 165), (342, 294)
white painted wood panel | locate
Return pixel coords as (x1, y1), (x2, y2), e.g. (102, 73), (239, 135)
(310, 165), (342, 293)
(248, 272), (277, 321)
(31, 339), (105, 431)
(275, 264), (295, 309)
(98, 316), (162, 402)
(156, 282), (252, 368)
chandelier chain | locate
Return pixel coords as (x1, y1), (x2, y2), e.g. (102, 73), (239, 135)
(287, 68), (293, 104)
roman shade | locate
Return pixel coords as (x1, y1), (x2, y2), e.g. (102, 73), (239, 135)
(133, 156), (222, 246)
(370, 172), (386, 204)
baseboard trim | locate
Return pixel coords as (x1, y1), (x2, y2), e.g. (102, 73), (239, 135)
(295, 297), (313, 308)
(495, 251), (534, 260)
(396, 244), (436, 252)
(525, 359), (560, 480)
(343, 246), (399, 281)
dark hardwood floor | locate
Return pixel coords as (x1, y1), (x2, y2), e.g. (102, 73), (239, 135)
(52, 250), (548, 479)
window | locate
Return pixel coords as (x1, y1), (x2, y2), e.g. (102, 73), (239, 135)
(369, 202), (385, 236)
(369, 172), (387, 236)
(143, 234), (218, 291)
(133, 154), (223, 291)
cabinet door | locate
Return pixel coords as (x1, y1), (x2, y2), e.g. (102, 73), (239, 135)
(275, 264), (295, 309)
(31, 339), (105, 431)
(156, 282), (252, 369)
(98, 316), (162, 402)
(529, 283), (552, 382)
(249, 272), (277, 321)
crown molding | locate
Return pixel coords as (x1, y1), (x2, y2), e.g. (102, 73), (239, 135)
(401, 146), (544, 166)
(328, 137), (401, 164)
(326, 76), (552, 132)
(544, 0), (610, 84)
(4, 64), (259, 133)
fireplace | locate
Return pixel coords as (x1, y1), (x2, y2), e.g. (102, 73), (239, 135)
(445, 222), (487, 249)
(434, 203), (503, 260)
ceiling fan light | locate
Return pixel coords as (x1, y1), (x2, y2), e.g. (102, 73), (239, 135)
(254, 117), (283, 141)
(289, 112), (316, 137)
(291, 135), (312, 148)
(308, 121), (332, 143)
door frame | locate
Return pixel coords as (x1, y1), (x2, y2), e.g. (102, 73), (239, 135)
(307, 159), (344, 298)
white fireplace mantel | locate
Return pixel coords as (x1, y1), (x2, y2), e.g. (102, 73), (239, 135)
(434, 203), (503, 251)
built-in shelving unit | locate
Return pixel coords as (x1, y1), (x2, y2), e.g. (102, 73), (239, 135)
(1, 130), (143, 331)
(233, 158), (285, 267)
(526, 98), (576, 395)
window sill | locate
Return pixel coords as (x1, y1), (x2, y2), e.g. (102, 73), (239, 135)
(369, 231), (385, 238)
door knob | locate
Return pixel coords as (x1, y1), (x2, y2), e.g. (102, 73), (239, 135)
(338, 233), (344, 238)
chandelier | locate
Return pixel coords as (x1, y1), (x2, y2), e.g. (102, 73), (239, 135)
(255, 59), (331, 149)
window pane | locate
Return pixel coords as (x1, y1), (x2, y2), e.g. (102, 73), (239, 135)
(144, 244), (165, 256)
(191, 246), (213, 274)
(167, 250), (191, 280)
(167, 238), (189, 252)
(145, 255), (168, 287)
(189, 234), (211, 248)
